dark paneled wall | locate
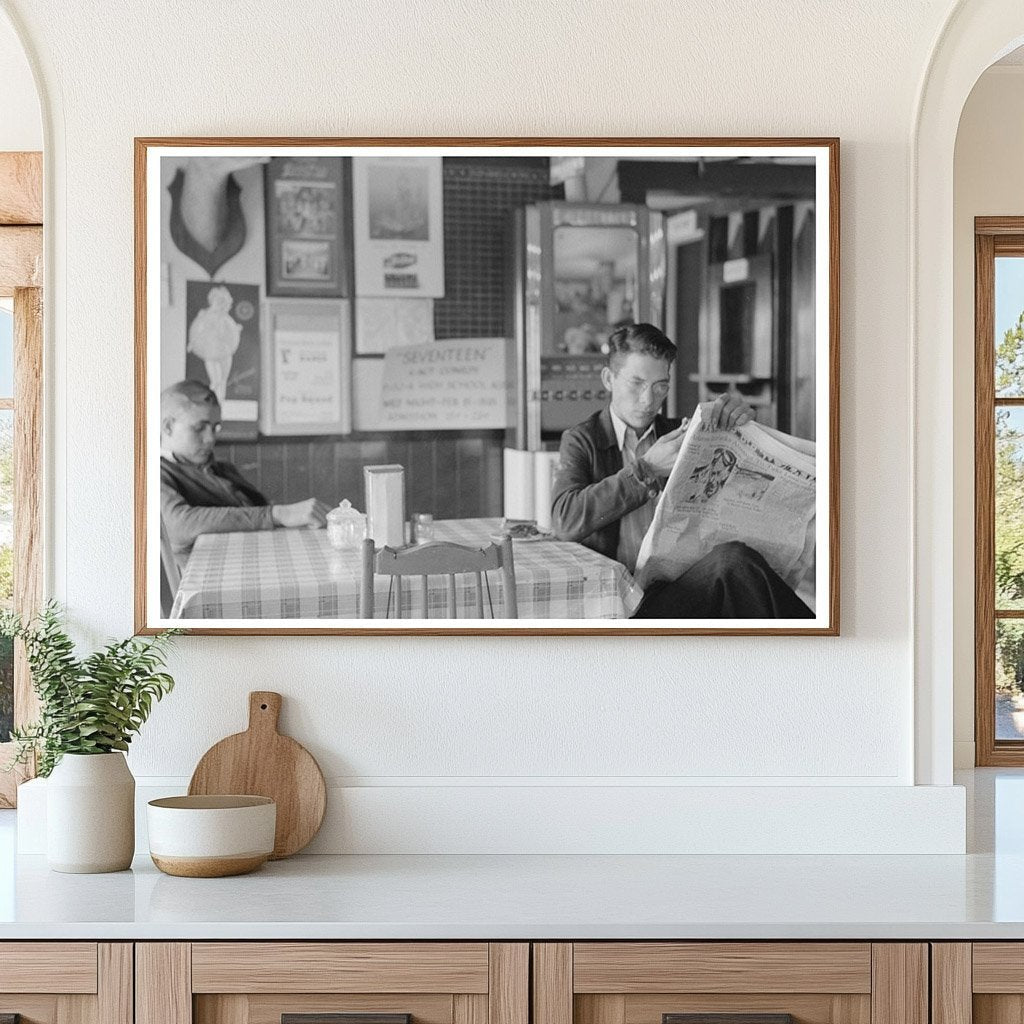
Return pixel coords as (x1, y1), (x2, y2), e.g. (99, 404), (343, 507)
(246, 157), (555, 520)
(223, 432), (504, 519)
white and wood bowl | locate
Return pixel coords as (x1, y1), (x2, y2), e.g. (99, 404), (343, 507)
(147, 795), (276, 877)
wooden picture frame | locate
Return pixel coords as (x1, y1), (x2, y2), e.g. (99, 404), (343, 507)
(265, 155), (349, 298)
(135, 137), (839, 636)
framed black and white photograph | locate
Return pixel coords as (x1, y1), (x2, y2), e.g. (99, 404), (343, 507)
(135, 138), (839, 635)
(264, 155), (348, 298)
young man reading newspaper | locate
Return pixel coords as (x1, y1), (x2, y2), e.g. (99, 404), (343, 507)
(550, 323), (814, 619)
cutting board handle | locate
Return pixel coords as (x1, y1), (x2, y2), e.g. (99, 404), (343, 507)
(248, 691), (282, 734)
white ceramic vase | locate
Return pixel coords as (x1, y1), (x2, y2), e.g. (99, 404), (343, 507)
(46, 752), (135, 873)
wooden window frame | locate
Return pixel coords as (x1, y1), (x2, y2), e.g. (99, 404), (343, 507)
(0, 151), (43, 806)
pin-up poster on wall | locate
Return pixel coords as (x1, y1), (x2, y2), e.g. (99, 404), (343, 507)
(184, 280), (260, 438)
(352, 156), (444, 297)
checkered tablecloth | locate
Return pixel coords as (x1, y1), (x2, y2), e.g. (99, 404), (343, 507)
(170, 518), (642, 621)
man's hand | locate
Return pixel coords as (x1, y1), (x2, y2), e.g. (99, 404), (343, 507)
(704, 391), (755, 430)
(271, 497), (330, 529)
(639, 423), (688, 478)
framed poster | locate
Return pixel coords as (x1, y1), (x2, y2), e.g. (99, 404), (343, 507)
(260, 298), (351, 436)
(265, 156), (348, 297)
(352, 155), (444, 297)
(136, 138), (839, 636)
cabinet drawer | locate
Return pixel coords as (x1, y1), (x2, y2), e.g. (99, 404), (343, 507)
(534, 943), (926, 1024)
(572, 943), (872, 994)
(191, 943), (490, 994)
(139, 942), (528, 1024)
(0, 942), (99, 993)
(0, 943), (130, 1024)
(937, 942), (1024, 1024)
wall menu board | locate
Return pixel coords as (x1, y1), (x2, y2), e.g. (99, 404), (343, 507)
(352, 156), (445, 297)
(379, 337), (511, 430)
(260, 298), (351, 436)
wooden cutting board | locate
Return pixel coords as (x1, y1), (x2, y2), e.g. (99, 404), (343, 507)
(188, 691), (327, 859)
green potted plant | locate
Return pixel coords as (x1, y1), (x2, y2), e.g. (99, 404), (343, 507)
(2, 602), (179, 873)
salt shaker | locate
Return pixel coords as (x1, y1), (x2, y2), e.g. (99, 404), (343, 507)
(411, 512), (435, 544)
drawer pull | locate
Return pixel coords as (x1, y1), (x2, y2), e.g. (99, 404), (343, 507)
(283, 1016), (411, 1024)
(664, 1016), (795, 1024)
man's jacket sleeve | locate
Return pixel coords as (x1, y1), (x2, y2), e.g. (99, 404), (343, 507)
(160, 481), (275, 555)
(550, 426), (655, 543)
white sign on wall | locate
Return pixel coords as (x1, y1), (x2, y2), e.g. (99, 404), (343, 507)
(380, 337), (511, 430)
(352, 156), (445, 297)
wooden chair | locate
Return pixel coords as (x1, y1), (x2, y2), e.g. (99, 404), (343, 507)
(159, 518), (181, 618)
(359, 536), (518, 619)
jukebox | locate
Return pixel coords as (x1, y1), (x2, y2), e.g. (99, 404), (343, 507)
(508, 201), (666, 451)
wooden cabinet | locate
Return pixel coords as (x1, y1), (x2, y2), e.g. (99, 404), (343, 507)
(0, 943), (132, 1024)
(136, 944), (528, 1024)
(0, 937), (961, 1024)
(933, 943), (1023, 1024)
(532, 943), (928, 1024)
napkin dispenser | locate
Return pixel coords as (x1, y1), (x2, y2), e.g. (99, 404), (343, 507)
(363, 464), (406, 547)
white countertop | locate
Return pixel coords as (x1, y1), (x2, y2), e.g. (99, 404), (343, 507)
(1, 768), (1022, 941)
(0, 849), (1020, 941)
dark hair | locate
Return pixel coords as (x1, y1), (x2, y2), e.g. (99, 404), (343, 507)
(606, 323), (677, 370)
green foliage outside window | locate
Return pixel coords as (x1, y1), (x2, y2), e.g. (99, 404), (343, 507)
(996, 311), (1024, 693)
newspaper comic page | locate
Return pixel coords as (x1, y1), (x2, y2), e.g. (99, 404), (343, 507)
(634, 402), (816, 607)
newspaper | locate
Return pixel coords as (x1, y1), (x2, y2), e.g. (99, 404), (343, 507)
(634, 402), (817, 607)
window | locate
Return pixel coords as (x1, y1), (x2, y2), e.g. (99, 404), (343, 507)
(0, 304), (12, 745)
(975, 219), (1024, 764)
(0, 149), (43, 805)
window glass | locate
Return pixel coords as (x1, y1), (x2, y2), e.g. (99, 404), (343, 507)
(0, 307), (12, 399)
(996, 407), (1024, 610)
(0, 404), (11, 742)
(996, 257), (1024, 396)
(997, 620), (1024, 740)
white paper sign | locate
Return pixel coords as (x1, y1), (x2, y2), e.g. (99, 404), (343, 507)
(381, 338), (510, 430)
(355, 296), (435, 354)
(353, 157), (445, 297)
(274, 328), (341, 425)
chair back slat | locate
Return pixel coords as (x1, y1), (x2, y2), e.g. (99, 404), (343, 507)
(446, 574), (457, 618)
(160, 518), (181, 592)
(395, 573), (403, 618)
(420, 574), (429, 617)
(360, 538), (375, 618)
(500, 536), (518, 618)
(474, 572), (484, 617)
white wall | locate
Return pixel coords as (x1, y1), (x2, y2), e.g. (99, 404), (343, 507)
(952, 65), (1024, 767)
(0, 0), (972, 852)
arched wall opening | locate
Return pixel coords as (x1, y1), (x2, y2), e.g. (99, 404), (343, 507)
(914, 2), (1024, 784)
(952, 48), (1024, 768)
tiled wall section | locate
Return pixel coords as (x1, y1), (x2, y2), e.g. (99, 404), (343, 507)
(434, 157), (554, 338)
(241, 157), (556, 519)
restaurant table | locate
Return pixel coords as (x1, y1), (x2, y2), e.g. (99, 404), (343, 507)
(170, 517), (643, 620)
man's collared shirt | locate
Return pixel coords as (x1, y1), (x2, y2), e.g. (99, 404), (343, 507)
(608, 408), (659, 573)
